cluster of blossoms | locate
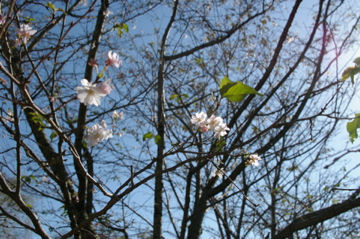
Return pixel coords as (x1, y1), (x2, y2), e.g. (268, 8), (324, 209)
(246, 154), (261, 166)
(15, 24), (37, 44)
(85, 120), (113, 147)
(191, 111), (230, 139)
(75, 51), (121, 106)
(75, 51), (123, 147)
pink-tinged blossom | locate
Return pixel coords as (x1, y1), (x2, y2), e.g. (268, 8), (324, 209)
(246, 154), (261, 166)
(105, 51), (122, 68)
(75, 79), (106, 106)
(112, 110), (124, 120)
(99, 79), (114, 94)
(85, 120), (113, 147)
(201, 125), (209, 133)
(191, 112), (208, 128)
(15, 24), (37, 44)
(213, 122), (230, 139)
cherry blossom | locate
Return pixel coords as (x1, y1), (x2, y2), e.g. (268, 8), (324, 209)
(105, 51), (122, 68)
(75, 79), (106, 106)
(213, 122), (230, 139)
(85, 120), (113, 147)
(246, 154), (261, 166)
(99, 79), (114, 94)
(112, 110), (124, 120)
(15, 24), (37, 44)
(207, 115), (224, 131)
(191, 112), (208, 128)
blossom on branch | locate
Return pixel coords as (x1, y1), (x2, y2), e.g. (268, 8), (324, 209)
(75, 79), (106, 106)
(85, 120), (113, 147)
(112, 110), (124, 120)
(16, 24), (37, 44)
(246, 154), (261, 166)
(207, 115), (224, 131)
(99, 79), (114, 94)
(105, 51), (122, 68)
(191, 112), (208, 128)
(191, 111), (230, 139)
(213, 122), (230, 139)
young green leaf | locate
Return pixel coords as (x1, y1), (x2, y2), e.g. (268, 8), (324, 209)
(50, 131), (58, 141)
(341, 66), (360, 84)
(113, 23), (129, 38)
(154, 135), (162, 145)
(353, 57), (360, 67)
(219, 76), (237, 97)
(143, 132), (154, 141)
(347, 113), (360, 143)
(219, 76), (263, 102)
(46, 3), (57, 13)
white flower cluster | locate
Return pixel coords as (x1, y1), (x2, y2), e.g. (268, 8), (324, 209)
(246, 154), (261, 166)
(75, 78), (114, 106)
(191, 111), (230, 139)
(85, 120), (113, 147)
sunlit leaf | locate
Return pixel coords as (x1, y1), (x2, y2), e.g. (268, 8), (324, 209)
(219, 76), (263, 102)
(143, 132), (154, 141)
(353, 57), (360, 66)
(346, 113), (360, 143)
(341, 66), (360, 84)
(113, 23), (129, 38)
(46, 3), (57, 12)
(169, 94), (178, 100)
(219, 76), (236, 96)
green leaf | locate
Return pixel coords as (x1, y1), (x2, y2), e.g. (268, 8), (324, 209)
(50, 131), (57, 141)
(219, 76), (237, 96)
(24, 17), (35, 23)
(341, 66), (360, 84)
(113, 23), (129, 38)
(46, 2), (57, 12)
(154, 135), (162, 145)
(169, 94), (179, 100)
(347, 113), (360, 143)
(142, 132), (154, 141)
(354, 57), (360, 66)
(21, 175), (36, 183)
(215, 139), (226, 151)
(219, 76), (263, 102)
(194, 58), (203, 64)
(97, 72), (104, 79)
